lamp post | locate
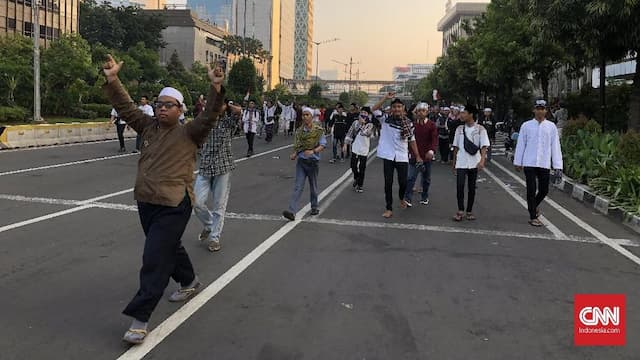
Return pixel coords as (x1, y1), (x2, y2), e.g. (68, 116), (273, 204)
(312, 38), (339, 81)
(33, 0), (42, 123)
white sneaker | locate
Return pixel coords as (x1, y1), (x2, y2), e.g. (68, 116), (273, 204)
(420, 199), (430, 205)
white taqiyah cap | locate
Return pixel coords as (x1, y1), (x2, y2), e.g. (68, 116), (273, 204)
(416, 102), (429, 110)
(302, 106), (313, 115)
(484, 108), (492, 112)
(158, 87), (184, 105)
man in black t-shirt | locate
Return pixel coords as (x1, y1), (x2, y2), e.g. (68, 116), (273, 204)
(328, 103), (349, 163)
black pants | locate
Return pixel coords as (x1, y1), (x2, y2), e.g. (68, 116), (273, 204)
(116, 123), (126, 149)
(135, 134), (142, 151)
(246, 132), (255, 152)
(456, 168), (478, 212)
(288, 121), (295, 135)
(439, 137), (450, 161)
(524, 167), (550, 220)
(351, 155), (368, 187)
(123, 195), (195, 322)
(265, 123), (274, 142)
(383, 159), (408, 211)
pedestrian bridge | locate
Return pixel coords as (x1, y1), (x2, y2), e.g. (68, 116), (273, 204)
(282, 79), (411, 99)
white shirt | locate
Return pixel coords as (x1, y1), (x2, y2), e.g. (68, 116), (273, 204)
(514, 119), (563, 170)
(242, 109), (261, 134)
(312, 109), (321, 123)
(138, 104), (154, 117)
(452, 123), (490, 169)
(278, 101), (295, 121)
(351, 122), (374, 156)
(111, 108), (126, 125)
(264, 105), (276, 125)
(377, 114), (415, 162)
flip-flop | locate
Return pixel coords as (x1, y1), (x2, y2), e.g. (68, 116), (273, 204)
(466, 213), (476, 221)
(453, 212), (464, 222)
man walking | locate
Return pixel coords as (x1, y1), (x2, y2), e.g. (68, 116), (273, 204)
(102, 55), (225, 344)
(134, 96), (154, 153)
(277, 98), (296, 136)
(514, 99), (563, 227)
(282, 107), (327, 221)
(404, 102), (438, 207)
(344, 106), (375, 193)
(111, 108), (127, 153)
(328, 103), (349, 163)
(264, 100), (277, 142)
(242, 100), (260, 157)
(194, 101), (241, 252)
(373, 93), (423, 219)
(451, 104), (490, 221)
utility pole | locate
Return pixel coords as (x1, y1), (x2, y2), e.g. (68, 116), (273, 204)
(33, 0), (42, 123)
(312, 38), (339, 81)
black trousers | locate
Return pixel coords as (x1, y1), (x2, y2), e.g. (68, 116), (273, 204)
(265, 124), (274, 142)
(351, 155), (368, 187)
(116, 123), (126, 149)
(135, 134), (142, 151)
(524, 167), (550, 220)
(439, 137), (450, 161)
(383, 159), (408, 211)
(246, 132), (255, 152)
(456, 168), (478, 212)
(123, 194), (195, 322)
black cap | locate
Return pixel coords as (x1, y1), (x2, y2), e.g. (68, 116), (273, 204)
(390, 98), (405, 106)
(361, 106), (372, 114)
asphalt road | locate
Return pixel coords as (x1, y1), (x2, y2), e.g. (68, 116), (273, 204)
(0, 132), (639, 360)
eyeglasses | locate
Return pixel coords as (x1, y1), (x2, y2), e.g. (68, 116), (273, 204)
(154, 101), (179, 109)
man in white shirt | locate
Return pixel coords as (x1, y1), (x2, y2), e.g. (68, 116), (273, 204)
(111, 108), (127, 152)
(278, 98), (296, 136)
(242, 100), (261, 157)
(514, 99), (563, 227)
(372, 93), (423, 219)
(135, 96), (155, 153)
(452, 104), (490, 221)
(263, 100), (277, 142)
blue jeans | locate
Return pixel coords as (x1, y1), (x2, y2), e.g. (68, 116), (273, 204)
(404, 161), (432, 202)
(193, 172), (231, 242)
(288, 158), (319, 213)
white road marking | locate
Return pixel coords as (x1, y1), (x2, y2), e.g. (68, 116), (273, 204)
(491, 160), (640, 266)
(483, 167), (569, 240)
(3, 192), (636, 247)
(234, 144), (292, 163)
(0, 145), (293, 233)
(0, 153), (138, 176)
(115, 149), (368, 360)
(0, 205), (94, 233)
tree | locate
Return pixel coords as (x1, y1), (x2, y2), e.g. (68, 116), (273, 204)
(337, 90), (368, 106)
(79, 0), (166, 51)
(42, 34), (97, 115)
(221, 35), (270, 61)
(308, 83), (322, 99)
(0, 35), (33, 107)
(228, 57), (260, 98)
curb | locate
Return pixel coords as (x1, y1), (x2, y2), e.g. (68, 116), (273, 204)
(0, 122), (136, 149)
(505, 150), (640, 236)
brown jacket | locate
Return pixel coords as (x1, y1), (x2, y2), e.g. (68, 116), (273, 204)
(104, 78), (225, 207)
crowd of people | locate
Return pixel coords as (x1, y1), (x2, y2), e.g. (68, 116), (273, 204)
(103, 53), (563, 345)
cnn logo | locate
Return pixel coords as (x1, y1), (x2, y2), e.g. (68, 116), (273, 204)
(574, 294), (625, 346)
(578, 306), (620, 326)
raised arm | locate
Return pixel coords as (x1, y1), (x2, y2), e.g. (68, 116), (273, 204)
(372, 92), (395, 111)
(102, 54), (153, 133)
(186, 64), (226, 145)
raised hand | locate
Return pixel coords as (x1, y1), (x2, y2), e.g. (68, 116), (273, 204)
(207, 64), (224, 85)
(386, 91), (396, 99)
(103, 54), (123, 81)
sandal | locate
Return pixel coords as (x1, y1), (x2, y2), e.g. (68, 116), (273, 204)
(123, 328), (148, 345)
(528, 218), (544, 227)
(466, 213), (476, 221)
(453, 211), (464, 222)
(382, 210), (393, 219)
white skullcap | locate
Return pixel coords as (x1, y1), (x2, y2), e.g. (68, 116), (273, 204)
(443, 107), (451, 111)
(415, 102), (429, 110)
(484, 108), (492, 112)
(158, 87), (184, 105)
(302, 107), (313, 115)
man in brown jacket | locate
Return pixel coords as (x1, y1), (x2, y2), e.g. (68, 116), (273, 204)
(102, 54), (226, 344)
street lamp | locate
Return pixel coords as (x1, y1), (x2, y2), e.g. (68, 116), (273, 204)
(312, 38), (339, 81)
(32, 0), (42, 123)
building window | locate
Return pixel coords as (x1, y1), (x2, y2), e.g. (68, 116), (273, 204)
(7, 18), (16, 29)
(40, 24), (46, 38)
(24, 22), (33, 36)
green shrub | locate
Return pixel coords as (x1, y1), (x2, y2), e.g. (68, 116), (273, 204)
(70, 108), (97, 119)
(617, 130), (640, 167)
(81, 103), (112, 117)
(590, 165), (640, 215)
(0, 106), (28, 123)
(561, 115), (601, 139)
(563, 130), (619, 183)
